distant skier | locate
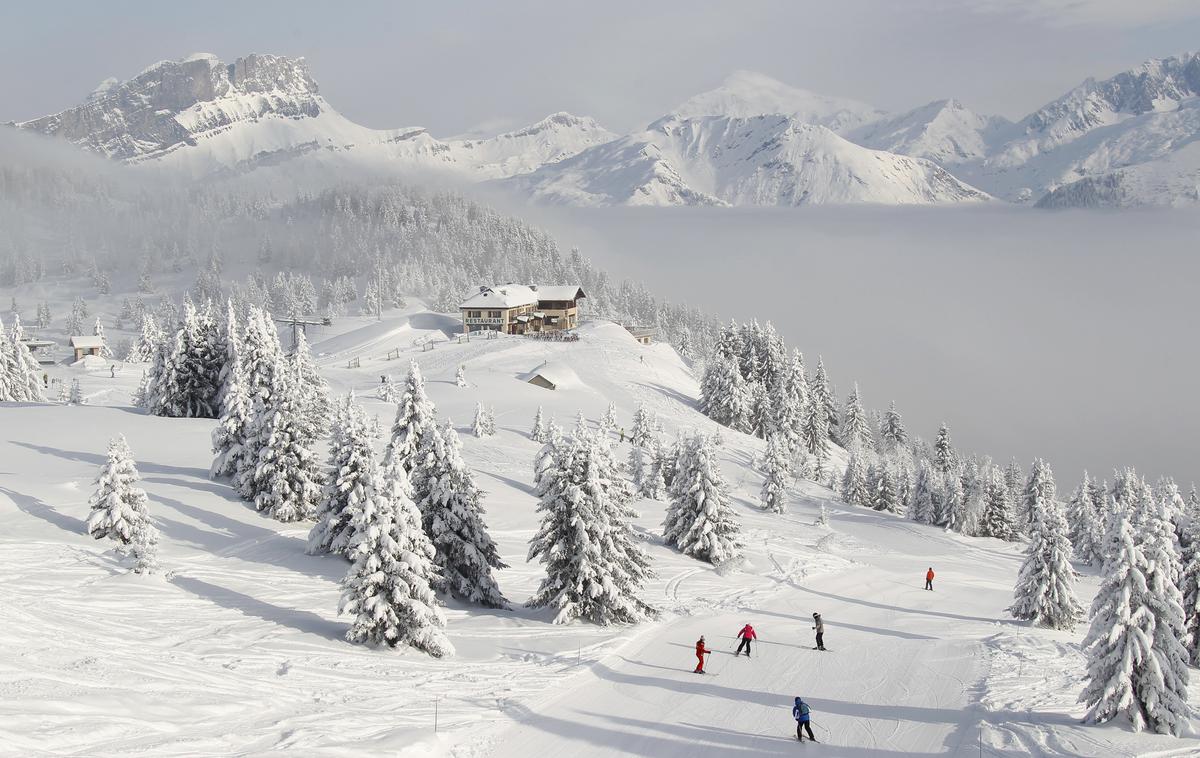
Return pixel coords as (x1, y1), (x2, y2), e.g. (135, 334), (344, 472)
(694, 635), (712, 673)
(619, 428), (626, 443)
(735, 623), (757, 657)
(792, 697), (816, 742)
(925, 567), (935, 591)
(811, 612), (826, 650)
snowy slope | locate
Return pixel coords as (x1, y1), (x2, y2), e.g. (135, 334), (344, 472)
(847, 99), (1010, 165)
(2, 307), (1198, 756)
(508, 114), (990, 206)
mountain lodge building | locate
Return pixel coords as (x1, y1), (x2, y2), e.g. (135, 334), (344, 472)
(459, 285), (585, 335)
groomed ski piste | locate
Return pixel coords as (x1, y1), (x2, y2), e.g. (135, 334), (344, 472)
(2, 308), (1198, 757)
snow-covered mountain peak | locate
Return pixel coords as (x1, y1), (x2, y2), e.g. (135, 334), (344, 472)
(847, 98), (1009, 165)
(668, 70), (885, 133)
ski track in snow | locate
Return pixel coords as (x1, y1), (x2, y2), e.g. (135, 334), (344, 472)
(1, 314), (1198, 756)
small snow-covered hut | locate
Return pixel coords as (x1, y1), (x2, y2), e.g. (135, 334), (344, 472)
(69, 336), (105, 362)
(523, 361), (581, 391)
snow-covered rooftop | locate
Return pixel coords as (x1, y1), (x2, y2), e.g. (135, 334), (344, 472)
(459, 285), (583, 309)
(522, 360), (582, 390)
(69, 336), (105, 349)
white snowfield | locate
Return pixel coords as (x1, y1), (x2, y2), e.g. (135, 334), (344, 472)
(1, 316), (1197, 756)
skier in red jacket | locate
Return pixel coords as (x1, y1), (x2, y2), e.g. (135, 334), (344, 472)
(735, 623), (757, 657)
(694, 635), (712, 673)
(925, 567), (935, 591)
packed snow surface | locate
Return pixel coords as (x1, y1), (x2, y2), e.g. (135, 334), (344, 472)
(1, 314), (1196, 756)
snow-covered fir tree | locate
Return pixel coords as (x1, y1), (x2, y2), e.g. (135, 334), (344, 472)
(382, 360), (438, 476)
(839, 383), (872, 452)
(664, 432), (742, 564)
(699, 352), (750, 433)
(234, 307), (283, 496)
(288, 329), (332, 440)
(527, 428), (657, 624)
(978, 470), (1017, 540)
(748, 382), (773, 439)
(817, 502), (829, 527)
(630, 403), (655, 448)
(809, 357), (838, 441)
(455, 364), (467, 388)
(629, 441), (665, 500)
(879, 401), (908, 452)
(840, 447), (872, 508)
(800, 392), (830, 463)
(472, 402), (496, 437)
(910, 460), (940, 526)
(933, 423), (955, 475)
(868, 460), (901, 514)
(1020, 458), (1056, 535)
(86, 435), (151, 546)
(1009, 496), (1082, 629)
(210, 343), (252, 480)
(68, 379), (84, 405)
(1067, 472), (1104, 566)
(414, 421), (508, 608)
(1179, 527), (1200, 667)
(246, 364), (323, 522)
(339, 459), (452, 656)
(1080, 502), (1189, 735)
(939, 470), (964, 530)
(129, 513), (160, 575)
(308, 393), (373, 557)
(530, 405), (548, 443)
(6, 315), (45, 401)
(760, 433), (791, 514)
(599, 402), (619, 436)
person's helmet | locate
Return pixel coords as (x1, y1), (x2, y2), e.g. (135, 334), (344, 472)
(812, 612), (819, 617)
(700, 635), (705, 640)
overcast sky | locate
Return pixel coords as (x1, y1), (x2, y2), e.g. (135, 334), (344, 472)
(4, 1), (1200, 135)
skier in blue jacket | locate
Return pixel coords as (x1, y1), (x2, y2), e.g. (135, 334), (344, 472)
(792, 697), (816, 742)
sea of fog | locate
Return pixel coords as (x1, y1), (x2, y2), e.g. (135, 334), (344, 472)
(526, 204), (1200, 488)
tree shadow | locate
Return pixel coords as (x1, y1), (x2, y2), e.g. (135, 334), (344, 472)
(0, 485), (85, 535)
(479, 469), (535, 495)
(744, 607), (938, 641)
(12, 441), (210, 480)
(790, 584), (1011, 626)
(169, 574), (346, 643)
(644, 382), (698, 410)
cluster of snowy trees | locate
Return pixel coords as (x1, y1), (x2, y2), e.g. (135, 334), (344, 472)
(0, 315), (46, 402)
(1077, 469), (1199, 735)
(302, 361), (507, 652)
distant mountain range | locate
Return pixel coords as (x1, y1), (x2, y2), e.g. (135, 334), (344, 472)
(12, 51), (1200, 208)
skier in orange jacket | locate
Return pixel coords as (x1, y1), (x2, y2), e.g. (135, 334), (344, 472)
(694, 635), (712, 673)
(925, 567), (935, 591)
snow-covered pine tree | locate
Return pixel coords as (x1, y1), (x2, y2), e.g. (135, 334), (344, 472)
(289, 329), (332, 440)
(629, 441), (665, 500)
(880, 401), (908, 452)
(415, 421), (508, 608)
(630, 403), (654, 448)
(86, 435), (151, 546)
(1135, 493), (1191, 727)
(377, 374), (399, 402)
(455, 364), (467, 388)
(817, 502), (829, 527)
(1009, 496), (1082, 629)
(309, 393), (373, 557)
(68, 379), (85, 405)
(599, 402), (619, 436)
(1067, 471), (1104, 566)
(939, 469), (964, 530)
(800, 392), (830, 462)
(473, 402), (495, 438)
(129, 513), (160, 574)
(839, 383), (871, 452)
(699, 352), (750, 432)
(664, 433), (742, 564)
(1080, 502), (1188, 735)
(1020, 458), (1056, 534)
(247, 364), (323, 522)
(7, 315), (44, 401)
(530, 405), (548, 443)
(382, 360), (438, 477)
(933, 423), (954, 475)
(978, 470), (1017, 540)
(528, 428), (656, 624)
(0, 321), (14, 401)
(868, 459), (901, 514)
(210, 338), (252, 480)
(840, 447), (872, 507)
(760, 433), (791, 514)
(1180, 528), (1200, 666)
(810, 357), (838, 441)
(910, 460), (940, 525)
(339, 458), (453, 656)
